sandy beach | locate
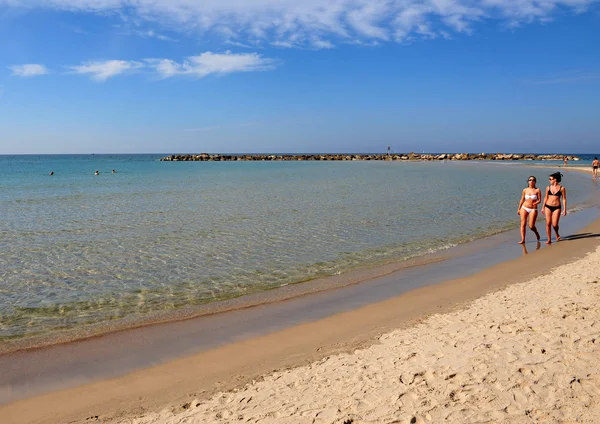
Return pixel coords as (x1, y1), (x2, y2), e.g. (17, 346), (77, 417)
(3, 0), (600, 418)
(125, 245), (600, 424)
(1, 209), (599, 423)
(1, 166), (598, 424)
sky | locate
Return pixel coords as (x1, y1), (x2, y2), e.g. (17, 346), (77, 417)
(0, 1), (599, 154)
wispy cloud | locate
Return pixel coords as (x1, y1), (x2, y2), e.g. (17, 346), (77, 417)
(139, 30), (178, 42)
(2, 0), (599, 48)
(15, 52), (277, 82)
(311, 39), (335, 49)
(68, 60), (143, 81)
(225, 40), (262, 49)
(146, 51), (278, 79)
(9, 63), (48, 77)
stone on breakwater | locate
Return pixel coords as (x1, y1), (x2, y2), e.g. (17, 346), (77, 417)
(160, 153), (579, 162)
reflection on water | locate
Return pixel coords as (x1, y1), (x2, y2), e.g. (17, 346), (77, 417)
(521, 241), (542, 256)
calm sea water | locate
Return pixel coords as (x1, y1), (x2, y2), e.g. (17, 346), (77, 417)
(0, 154), (594, 342)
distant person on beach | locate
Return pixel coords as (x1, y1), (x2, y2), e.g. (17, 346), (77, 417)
(592, 157), (599, 178)
(517, 175), (541, 244)
(564, 157), (568, 166)
(94, 170), (99, 176)
(542, 172), (567, 244)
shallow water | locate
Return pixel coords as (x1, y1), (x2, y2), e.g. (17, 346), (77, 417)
(0, 155), (592, 341)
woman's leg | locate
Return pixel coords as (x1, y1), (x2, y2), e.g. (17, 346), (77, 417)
(545, 207), (553, 244)
(552, 209), (561, 241)
(519, 208), (528, 244)
(528, 210), (540, 240)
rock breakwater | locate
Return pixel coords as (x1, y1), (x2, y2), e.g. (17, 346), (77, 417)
(160, 153), (579, 162)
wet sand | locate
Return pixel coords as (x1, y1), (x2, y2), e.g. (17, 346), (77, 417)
(1, 165), (598, 424)
(125, 237), (600, 424)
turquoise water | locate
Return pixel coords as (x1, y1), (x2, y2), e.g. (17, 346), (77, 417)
(0, 155), (592, 342)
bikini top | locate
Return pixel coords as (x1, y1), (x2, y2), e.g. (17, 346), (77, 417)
(548, 186), (563, 198)
(524, 194), (538, 200)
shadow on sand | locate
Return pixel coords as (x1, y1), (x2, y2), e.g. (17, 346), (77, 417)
(560, 232), (600, 241)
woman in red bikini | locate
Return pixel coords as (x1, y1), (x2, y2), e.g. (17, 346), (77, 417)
(542, 172), (567, 244)
(517, 176), (541, 244)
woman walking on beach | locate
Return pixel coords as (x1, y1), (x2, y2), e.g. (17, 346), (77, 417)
(542, 172), (567, 244)
(517, 176), (541, 244)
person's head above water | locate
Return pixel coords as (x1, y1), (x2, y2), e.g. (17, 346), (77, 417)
(549, 172), (562, 183)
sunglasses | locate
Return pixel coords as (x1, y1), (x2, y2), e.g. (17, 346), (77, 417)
(549, 178), (555, 180)
(528, 179), (536, 182)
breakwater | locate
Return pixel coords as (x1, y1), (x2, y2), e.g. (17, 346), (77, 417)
(160, 153), (579, 162)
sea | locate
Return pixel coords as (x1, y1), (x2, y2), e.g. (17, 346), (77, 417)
(1, 154), (598, 346)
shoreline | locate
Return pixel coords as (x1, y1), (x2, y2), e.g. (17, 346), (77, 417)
(1, 203), (600, 423)
(0, 163), (593, 355)
(125, 236), (600, 423)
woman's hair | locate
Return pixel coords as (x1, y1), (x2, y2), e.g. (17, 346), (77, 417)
(549, 172), (563, 183)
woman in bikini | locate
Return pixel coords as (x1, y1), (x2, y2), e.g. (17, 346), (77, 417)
(517, 176), (541, 244)
(542, 172), (567, 244)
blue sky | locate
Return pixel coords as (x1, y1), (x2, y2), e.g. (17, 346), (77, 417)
(1, 1), (599, 154)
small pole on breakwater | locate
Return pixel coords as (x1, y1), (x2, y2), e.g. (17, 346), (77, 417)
(387, 145), (391, 156)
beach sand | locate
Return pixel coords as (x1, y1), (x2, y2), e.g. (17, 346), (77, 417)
(1, 221), (599, 424)
(1, 167), (599, 424)
(125, 245), (600, 424)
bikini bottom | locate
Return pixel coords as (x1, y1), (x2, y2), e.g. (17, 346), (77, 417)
(545, 204), (561, 213)
(521, 206), (536, 214)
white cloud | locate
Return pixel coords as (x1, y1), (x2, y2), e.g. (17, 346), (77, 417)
(9, 63), (48, 77)
(124, 28), (178, 41)
(141, 30), (176, 41)
(2, 0), (599, 47)
(146, 51), (278, 78)
(68, 60), (143, 81)
(311, 38), (335, 49)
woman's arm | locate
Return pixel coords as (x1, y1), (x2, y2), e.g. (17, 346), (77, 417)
(541, 187), (548, 214)
(517, 190), (525, 213)
(533, 188), (542, 207)
(562, 187), (567, 216)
